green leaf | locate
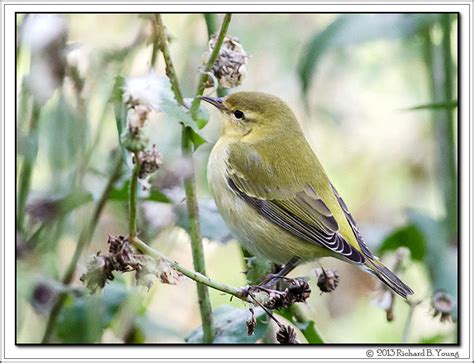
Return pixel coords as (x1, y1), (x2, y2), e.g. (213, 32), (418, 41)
(402, 100), (458, 111)
(185, 306), (268, 344)
(378, 224), (427, 261)
(56, 283), (129, 343)
(58, 190), (94, 214)
(295, 320), (324, 344)
(407, 210), (457, 317)
(160, 98), (207, 150)
(276, 308), (324, 344)
(39, 92), (88, 176)
(108, 181), (171, 203)
(420, 333), (451, 344)
(298, 14), (439, 96)
(244, 256), (273, 285)
(176, 198), (232, 243)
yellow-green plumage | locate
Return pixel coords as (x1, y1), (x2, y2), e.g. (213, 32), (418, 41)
(205, 91), (413, 298)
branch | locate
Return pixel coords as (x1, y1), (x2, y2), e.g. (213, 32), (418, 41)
(131, 238), (251, 302)
(42, 153), (123, 343)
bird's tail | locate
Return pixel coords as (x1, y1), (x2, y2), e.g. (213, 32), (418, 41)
(364, 258), (414, 299)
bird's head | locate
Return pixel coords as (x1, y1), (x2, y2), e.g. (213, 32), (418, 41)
(201, 91), (301, 141)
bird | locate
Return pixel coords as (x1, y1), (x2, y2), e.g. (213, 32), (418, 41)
(202, 91), (413, 298)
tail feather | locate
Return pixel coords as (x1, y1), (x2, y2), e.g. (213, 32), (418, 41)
(365, 259), (414, 299)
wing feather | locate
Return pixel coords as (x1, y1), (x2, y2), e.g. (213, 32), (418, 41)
(227, 176), (365, 264)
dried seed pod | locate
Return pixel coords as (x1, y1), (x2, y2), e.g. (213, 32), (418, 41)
(138, 144), (163, 179)
(203, 35), (249, 89)
(431, 291), (454, 323)
(315, 268), (340, 293)
(286, 277), (311, 303)
(276, 325), (299, 344)
(31, 281), (58, 313)
(263, 290), (286, 310)
(246, 308), (257, 336)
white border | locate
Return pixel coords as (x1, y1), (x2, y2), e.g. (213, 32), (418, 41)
(2, 1), (472, 361)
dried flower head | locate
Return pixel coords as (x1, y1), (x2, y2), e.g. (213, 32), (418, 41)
(80, 235), (181, 293)
(315, 268), (340, 293)
(276, 325), (299, 344)
(374, 289), (395, 322)
(22, 14), (68, 103)
(431, 291), (454, 323)
(261, 277), (311, 310)
(137, 144), (163, 180)
(31, 281), (59, 314)
(246, 308), (257, 336)
(26, 197), (60, 222)
(204, 35), (249, 89)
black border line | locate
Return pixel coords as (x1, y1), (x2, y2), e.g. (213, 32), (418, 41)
(3, 3), (468, 359)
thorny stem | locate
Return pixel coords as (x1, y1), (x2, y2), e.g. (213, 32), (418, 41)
(129, 152), (141, 239)
(181, 131), (215, 343)
(153, 14), (184, 105)
(17, 101), (41, 230)
(131, 238), (251, 303)
(190, 13), (232, 120)
(154, 13), (219, 343)
(150, 23), (160, 69)
(41, 154), (123, 343)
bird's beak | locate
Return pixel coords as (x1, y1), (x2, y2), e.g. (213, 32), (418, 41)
(200, 96), (227, 111)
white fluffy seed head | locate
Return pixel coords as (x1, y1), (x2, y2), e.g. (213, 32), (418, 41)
(123, 72), (171, 110)
(22, 14), (68, 52)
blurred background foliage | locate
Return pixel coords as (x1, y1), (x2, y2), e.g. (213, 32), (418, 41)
(16, 13), (458, 344)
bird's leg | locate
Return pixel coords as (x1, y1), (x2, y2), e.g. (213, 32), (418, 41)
(258, 256), (300, 289)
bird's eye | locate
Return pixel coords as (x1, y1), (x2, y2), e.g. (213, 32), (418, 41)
(233, 110), (244, 119)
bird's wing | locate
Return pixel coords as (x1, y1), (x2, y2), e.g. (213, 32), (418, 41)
(225, 142), (366, 264)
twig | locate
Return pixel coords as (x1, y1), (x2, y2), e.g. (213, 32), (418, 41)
(129, 152), (140, 239)
(131, 237), (251, 303)
(190, 14), (232, 120)
(41, 154), (123, 343)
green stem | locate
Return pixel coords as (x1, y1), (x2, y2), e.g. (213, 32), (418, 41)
(132, 238), (250, 302)
(41, 154), (123, 342)
(440, 14), (457, 243)
(190, 13), (232, 120)
(422, 19), (458, 308)
(154, 13), (218, 343)
(181, 130), (215, 343)
(129, 153), (140, 239)
(401, 300), (421, 343)
(150, 16), (160, 68)
(17, 101), (41, 230)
